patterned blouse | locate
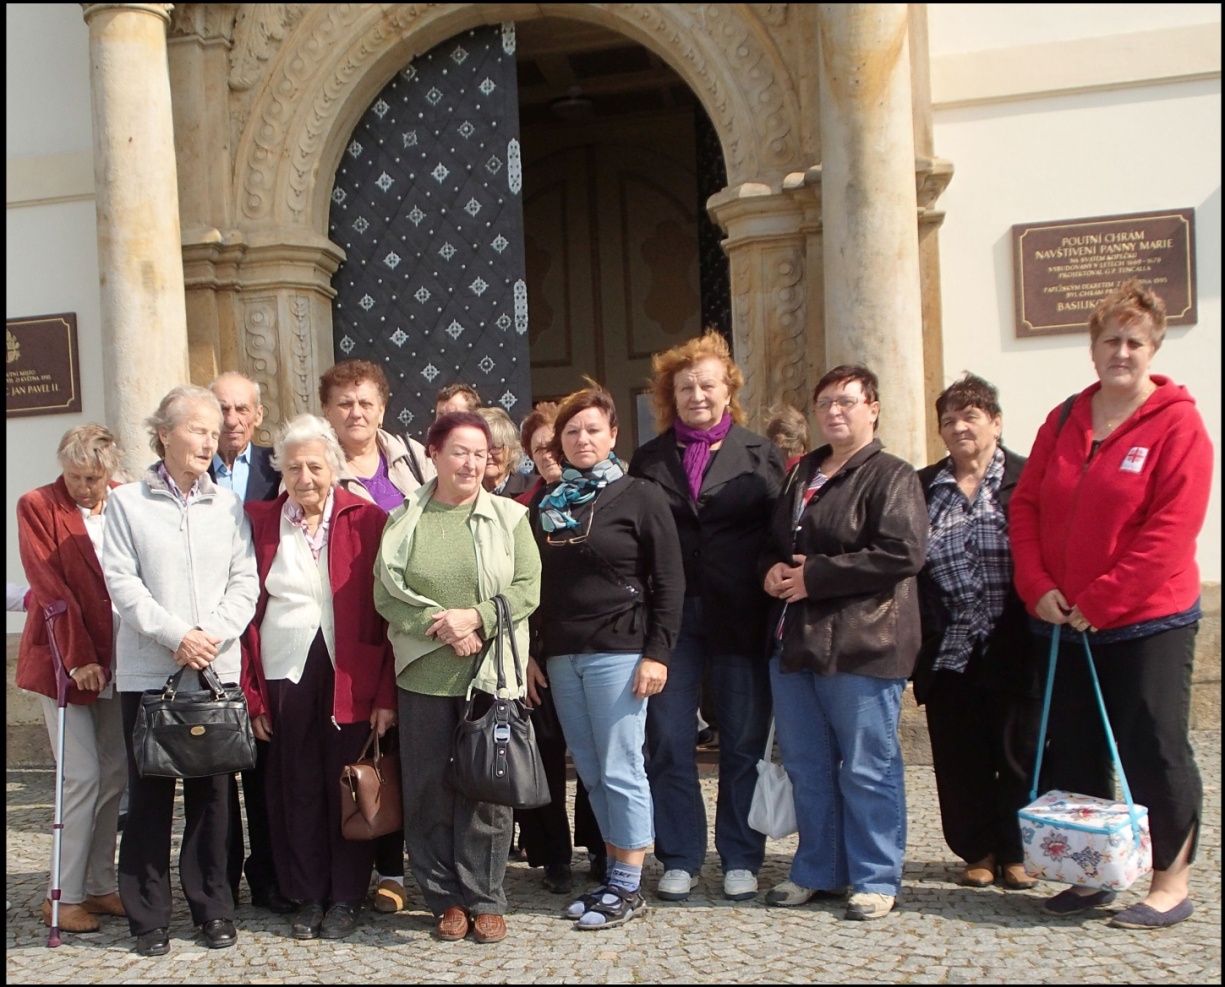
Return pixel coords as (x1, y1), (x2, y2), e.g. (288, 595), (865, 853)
(925, 447), (1011, 673)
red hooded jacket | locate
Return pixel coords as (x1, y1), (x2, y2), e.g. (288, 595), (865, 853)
(1010, 375), (1212, 632)
(240, 488), (395, 723)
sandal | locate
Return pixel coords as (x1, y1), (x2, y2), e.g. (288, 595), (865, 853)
(573, 885), (648, 931)
(562, 884), (610, 920)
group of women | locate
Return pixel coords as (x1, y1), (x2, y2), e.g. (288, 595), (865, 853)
(17, 281), (1210, 955)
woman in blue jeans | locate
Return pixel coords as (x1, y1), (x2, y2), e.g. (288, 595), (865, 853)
(760, 365), (927, 921)
(532, 383), (685, 930)
(630, 332), (783, 902)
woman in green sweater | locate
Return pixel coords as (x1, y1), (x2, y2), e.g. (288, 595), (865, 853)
(373, 412), (541, 946)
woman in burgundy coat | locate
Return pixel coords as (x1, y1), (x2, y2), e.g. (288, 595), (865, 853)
(17, 424), (126, 933)
(240, 414), (395, 941)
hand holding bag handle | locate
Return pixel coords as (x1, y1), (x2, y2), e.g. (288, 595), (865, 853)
(340, 726), (403, 840)
(133, 664), (257, 778)
(451, 594), (551, 809)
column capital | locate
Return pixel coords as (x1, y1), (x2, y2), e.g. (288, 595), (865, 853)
(81, 4), (173, 26)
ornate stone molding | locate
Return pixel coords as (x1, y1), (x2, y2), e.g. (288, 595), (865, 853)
(233, 3), (805, 231)
(229, 3), (307, 90)
(240, 295), (282, 445)
(168, 2), (239, 42)
(288, 293), (314, 416)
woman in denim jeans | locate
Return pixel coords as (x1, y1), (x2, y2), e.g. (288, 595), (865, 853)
(532, 382), (685, 930)
(760, 365), (927, 921)
(630, 332), (784, 903)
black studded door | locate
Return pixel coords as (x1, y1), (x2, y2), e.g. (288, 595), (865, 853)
(329, 23), (530, 440)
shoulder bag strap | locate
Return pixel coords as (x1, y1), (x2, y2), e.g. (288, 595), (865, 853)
(494, 593), (525, 693)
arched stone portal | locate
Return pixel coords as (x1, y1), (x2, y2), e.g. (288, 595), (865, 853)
(169, 3), (948, 458)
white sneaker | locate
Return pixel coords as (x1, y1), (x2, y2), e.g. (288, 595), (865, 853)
(722, 869), (758, 901)
(656, 869), (699, 901)
(845, 892), (895, 920)
(765, 879), (817, 907)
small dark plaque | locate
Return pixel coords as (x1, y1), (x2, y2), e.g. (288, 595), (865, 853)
(1012, 208), (1196, 337)
(6, 313), (83, 417)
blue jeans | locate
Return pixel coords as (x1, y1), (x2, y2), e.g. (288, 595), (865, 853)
(769, 646), (907, 895)
(548, 651), (654, 851)
(646, 598), (772, 874)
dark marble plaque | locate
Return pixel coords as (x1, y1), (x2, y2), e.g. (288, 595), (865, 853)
(6, 313), (83, 417)
(1012, 209), (1196, 337)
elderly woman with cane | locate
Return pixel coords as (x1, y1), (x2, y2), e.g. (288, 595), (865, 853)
(17, 424), (127, 936)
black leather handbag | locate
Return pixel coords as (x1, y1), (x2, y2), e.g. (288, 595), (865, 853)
(451, 595), (551, 809)
(132, 666), (257, 778)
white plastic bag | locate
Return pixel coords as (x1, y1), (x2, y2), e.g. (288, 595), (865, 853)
(747, 719), (797, 839)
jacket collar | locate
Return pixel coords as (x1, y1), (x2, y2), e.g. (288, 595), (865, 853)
(51, 476), (104, 579)
(636, 424), (760, 502)
(143, 463), (219, 500)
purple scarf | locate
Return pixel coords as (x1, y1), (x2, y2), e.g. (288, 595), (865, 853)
(674, 411), (733, 501)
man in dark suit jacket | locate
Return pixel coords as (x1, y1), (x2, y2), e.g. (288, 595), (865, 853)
(209, 373), (293, 914)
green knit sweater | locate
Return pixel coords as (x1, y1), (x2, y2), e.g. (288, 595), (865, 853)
(377, 498), (537, 696)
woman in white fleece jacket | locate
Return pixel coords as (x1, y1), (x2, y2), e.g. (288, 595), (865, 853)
(102, 385), (259, 957)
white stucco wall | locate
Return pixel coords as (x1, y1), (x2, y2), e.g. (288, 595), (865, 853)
(6, 4), (98, 633)
(929, 7), (1222, 582)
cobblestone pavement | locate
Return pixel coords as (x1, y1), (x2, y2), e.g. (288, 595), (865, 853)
(6, 732), (1219, 984)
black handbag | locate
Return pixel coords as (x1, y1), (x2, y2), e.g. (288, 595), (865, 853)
(132, 666), (258, 779)
(451, 595), (551, 809)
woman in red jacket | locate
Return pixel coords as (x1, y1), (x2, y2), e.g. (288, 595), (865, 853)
(17, 424), (126, 933)
(1010, 280), (1212, 929)
(240, 414), (395, 941)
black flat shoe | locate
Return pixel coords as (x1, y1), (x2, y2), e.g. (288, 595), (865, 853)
(134, 927), (169, 956)
(201, 918), (237, 949)
(543, 863), (574, 895)
(251, 885), (297, 914)
(320, 902), (360, 940)
(291, 902), (325, 940)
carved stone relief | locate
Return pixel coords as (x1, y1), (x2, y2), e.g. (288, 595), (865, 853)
(240, 295), (282, 445)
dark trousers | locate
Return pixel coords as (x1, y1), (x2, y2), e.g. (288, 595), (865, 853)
(1044, 624), (1202, 870)
(398, 689), (512, 917)
(118, 690), (234, 936)
(925, 668), (1039, 866)
(226, 739), (278, 899)
(263, 634), (376, 905)
(516, 685), (604, 867)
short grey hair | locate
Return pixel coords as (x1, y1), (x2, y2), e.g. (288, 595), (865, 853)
(144, 385), (222, 458)
(478, 406), (527, 473)
(57, 423), (121, 476)
(210, 371), (262, 408)
(271, 414), (345, 481)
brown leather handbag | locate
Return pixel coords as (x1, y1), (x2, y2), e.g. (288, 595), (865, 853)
(339, 727), (402, 840)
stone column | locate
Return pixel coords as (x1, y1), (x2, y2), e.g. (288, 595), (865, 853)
(817, 3), (926, 465)
(708, 182), (819, 429)
(82, 3), (189, 478)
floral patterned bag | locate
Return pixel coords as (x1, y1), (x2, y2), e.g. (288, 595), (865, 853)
(1018, 629), (1152, 891)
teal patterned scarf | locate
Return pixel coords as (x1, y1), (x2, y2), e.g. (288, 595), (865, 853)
(538, 454), (625, 532)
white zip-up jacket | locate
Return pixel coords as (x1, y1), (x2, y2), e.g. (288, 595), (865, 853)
(103, 466), (259, 692)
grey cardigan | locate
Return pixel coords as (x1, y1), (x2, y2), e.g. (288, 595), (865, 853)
(103, 466), (259, 692)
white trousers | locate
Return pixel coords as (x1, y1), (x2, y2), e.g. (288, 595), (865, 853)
(38, 693), (126, 902)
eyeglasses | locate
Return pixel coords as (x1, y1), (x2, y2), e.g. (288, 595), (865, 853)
(814, 396), (865, 413)
(545, 500), (597, 546)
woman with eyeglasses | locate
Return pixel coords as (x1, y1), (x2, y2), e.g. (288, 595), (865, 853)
(760, 364), (927, 922)
(532, 381), (684, 930)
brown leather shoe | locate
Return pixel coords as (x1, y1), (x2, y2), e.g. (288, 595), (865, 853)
(1001, 863), (1039, 890)
(433, 906), (469, 941)
(84, 892), (126, 917)
(41, 899), (101, 932)
(471, 913), (507, 944)
(959, 856), (996, 887)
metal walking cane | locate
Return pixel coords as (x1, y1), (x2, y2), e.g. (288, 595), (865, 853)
(42, 599), (74, 948)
